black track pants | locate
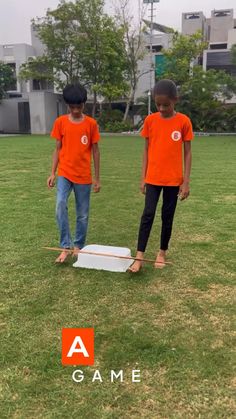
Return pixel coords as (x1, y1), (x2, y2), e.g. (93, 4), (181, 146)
(137, 184), (179, 252)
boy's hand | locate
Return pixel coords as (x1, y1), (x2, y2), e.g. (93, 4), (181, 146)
(93, 179), (101, 193)
(140, 181), (146, 194)
(47, 174), (56, 188)
(179, 181), (190, 200)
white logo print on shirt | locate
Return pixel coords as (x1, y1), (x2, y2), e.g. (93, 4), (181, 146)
(81, 135), (88, 145)
(171, 131), (181, 141)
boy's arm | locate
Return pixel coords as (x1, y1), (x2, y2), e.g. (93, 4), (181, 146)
(92, 143), (100, 193)
(140, 139), (149, 194)
(179, 141), (192, 200)
(47, 140), (62, 188)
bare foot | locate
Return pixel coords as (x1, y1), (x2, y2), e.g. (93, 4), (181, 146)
(154, 250), (166, 269)
(128, 251), (144, 273)
(72, 247), (80, 258)
(128, 260), (143, 273)
(55, 250), (70, 263)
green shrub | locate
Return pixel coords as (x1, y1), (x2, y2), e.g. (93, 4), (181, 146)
(103, 120), (133, 132)
(97, 109), (124, 129)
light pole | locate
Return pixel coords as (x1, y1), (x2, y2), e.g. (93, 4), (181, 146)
(147, 90), (151, 115)
(143, 0), (160, 114)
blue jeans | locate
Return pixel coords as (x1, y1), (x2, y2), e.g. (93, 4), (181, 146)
(56, 176), (91, 249)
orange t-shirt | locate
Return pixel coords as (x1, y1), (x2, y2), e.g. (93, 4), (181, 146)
(51, 114), (100, 184)
(141, 112), (193, 186)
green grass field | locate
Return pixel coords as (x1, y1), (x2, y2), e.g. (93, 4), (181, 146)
(0, 134), (236, 418)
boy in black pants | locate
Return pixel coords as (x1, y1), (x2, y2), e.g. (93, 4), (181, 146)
(129, 79), (193, 272)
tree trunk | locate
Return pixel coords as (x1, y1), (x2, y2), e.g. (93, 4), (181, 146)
(123, 90), (134, 121)
(123, 100), (131, 121)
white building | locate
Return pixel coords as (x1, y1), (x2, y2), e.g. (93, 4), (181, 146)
(135, 8), (236, 105)
(135, 31), (173, 101)
(0, 25), (53, 96)
(0, 26), (63, 134)
(182, 9), (236, 77)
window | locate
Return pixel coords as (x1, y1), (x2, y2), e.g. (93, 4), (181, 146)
(146, 45), (163, 53)
(3, 45), (14, 57)
(185, 13), (200, 20)
(210, 43), (227, 50)
(6, 63), (17, 91)
(213, 10), (231, 18)
(33, 79), (41, 90)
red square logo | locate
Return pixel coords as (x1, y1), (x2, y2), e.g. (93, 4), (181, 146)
(62, 328), (94, 366)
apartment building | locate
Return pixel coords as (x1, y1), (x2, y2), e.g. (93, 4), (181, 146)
(136, 8), (236, 105)
(0, 25), (53, 95)
(182, 9), (236, 76)
(0, 43), (36, 94)
(0, 26), (63, 134)
(135, 27), (173, 101)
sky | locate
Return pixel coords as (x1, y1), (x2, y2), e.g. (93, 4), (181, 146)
(0, 0), (236, 45)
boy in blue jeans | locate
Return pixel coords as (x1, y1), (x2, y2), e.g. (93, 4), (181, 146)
(47, 83), (100, 262)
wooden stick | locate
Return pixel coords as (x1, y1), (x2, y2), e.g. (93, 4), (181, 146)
(43, 247), (173, 265)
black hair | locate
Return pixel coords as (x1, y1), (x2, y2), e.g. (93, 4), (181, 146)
(63, 83), (87, 105)
(153, 79), (177, 99)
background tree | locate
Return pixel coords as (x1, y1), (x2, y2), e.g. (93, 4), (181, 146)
(162, 31), (207, 85)
(231, 44), (236, 66)
(115, 0), (148, 121)
(73, 0), (127, 115)
(18, 56), (54, 90)
(178, 66), (236, 131)
(0, 62), (16, 100)
(162, 33), (236, 131)
(19, 0), (127, 116)
(31, 0), (83, 88)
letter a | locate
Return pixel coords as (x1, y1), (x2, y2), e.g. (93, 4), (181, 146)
(67, 336), (89, 358)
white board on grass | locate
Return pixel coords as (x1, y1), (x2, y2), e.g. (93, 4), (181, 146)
(73, 244), (133, 272)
